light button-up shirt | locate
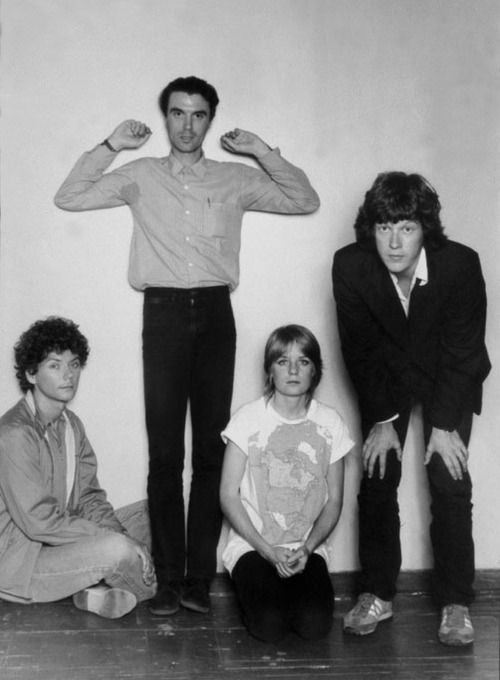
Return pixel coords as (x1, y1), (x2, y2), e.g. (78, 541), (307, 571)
(54, 145), (320, 291)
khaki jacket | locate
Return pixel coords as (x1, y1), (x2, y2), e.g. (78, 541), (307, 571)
(0, 398), (124, 599)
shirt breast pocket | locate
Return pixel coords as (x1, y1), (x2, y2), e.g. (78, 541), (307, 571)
(203, 201), (241, 238)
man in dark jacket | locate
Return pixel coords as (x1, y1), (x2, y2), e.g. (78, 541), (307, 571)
(332, 172), (490, 646)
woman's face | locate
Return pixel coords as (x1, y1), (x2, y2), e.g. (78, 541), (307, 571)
(269, 342), (315, 399)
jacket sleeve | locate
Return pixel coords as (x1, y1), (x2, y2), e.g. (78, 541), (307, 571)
(332, 251), (399, 426)
(238, 149), (320, 214)
(0, 426), (111, 545)
(429, 251), (490, 430)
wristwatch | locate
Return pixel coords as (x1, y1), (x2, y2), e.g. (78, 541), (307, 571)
(101, 139), (117, 152)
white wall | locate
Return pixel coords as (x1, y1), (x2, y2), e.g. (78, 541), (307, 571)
(1, 0), (498, 572)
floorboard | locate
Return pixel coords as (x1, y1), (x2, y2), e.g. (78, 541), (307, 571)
(0, 571), (498, 680)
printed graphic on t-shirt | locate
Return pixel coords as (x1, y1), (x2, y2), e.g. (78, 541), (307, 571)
(248, 421), (330, 545)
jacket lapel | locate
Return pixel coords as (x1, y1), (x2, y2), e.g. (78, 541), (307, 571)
(363, 255), (409, 344)
(408, 250), (439, 335)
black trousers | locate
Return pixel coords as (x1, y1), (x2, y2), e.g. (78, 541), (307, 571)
(143, 286), (236, 587)
(231, 551), (334, 643)
(358, 407), (475, 607)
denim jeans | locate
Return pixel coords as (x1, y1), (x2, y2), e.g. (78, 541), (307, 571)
(27, 500), (155, 603)
(142, 286), (236, 587)
(232, 551), (334, 642)
(358, 406), (474, 606)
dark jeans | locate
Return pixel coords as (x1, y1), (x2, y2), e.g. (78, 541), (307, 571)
(143, 286), (236, 588)
(232, 551), (334, 643)
(358, 407), (474, 607)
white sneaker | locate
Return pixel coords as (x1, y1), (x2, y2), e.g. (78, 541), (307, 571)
(73, 584), (137, 619)
(438, 604), (474, 646)
(343, 592), (393, 635)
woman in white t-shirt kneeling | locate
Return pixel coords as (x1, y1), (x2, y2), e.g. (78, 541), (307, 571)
(220, 324), (353, 643)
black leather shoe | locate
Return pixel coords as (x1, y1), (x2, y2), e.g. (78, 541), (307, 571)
(180, 578), (210, 614)
(148, 583), (181, 616)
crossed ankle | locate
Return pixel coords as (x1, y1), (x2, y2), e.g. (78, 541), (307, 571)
(73, 584), (137, 619)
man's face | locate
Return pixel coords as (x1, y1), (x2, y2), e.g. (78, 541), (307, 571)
(27, 350), (82, 408)
(165, 91), (211, 159)
(374, 220), (424, 281)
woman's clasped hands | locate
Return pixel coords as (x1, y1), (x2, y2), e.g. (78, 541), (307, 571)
(272, 545), (309, 578)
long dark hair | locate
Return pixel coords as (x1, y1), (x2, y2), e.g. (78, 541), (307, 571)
(354, 172), (447, 250)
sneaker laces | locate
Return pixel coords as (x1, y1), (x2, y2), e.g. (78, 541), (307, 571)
(355, 593), (385, 618)
(441, 605), (472, 630)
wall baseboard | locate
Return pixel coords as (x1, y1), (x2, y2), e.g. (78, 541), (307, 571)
(330, 568), (500, 596)
(213, 569), (500, 596)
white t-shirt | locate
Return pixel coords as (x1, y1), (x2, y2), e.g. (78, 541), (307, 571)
(221, 397), (354, 573)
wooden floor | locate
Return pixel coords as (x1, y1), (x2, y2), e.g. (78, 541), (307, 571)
(0, 571), (498, 680)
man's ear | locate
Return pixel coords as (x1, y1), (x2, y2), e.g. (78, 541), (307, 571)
(25, 369), (37, 387)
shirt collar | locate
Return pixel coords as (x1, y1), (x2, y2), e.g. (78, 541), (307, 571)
(414, 247), (428, 286)
(266, 396), (317, 423)
(24, 391), (67, 431)
(164, 153), (208, 179)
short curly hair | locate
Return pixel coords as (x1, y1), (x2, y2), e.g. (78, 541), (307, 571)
(354, 172), (447, 251)
(14, 317), (89, 393)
